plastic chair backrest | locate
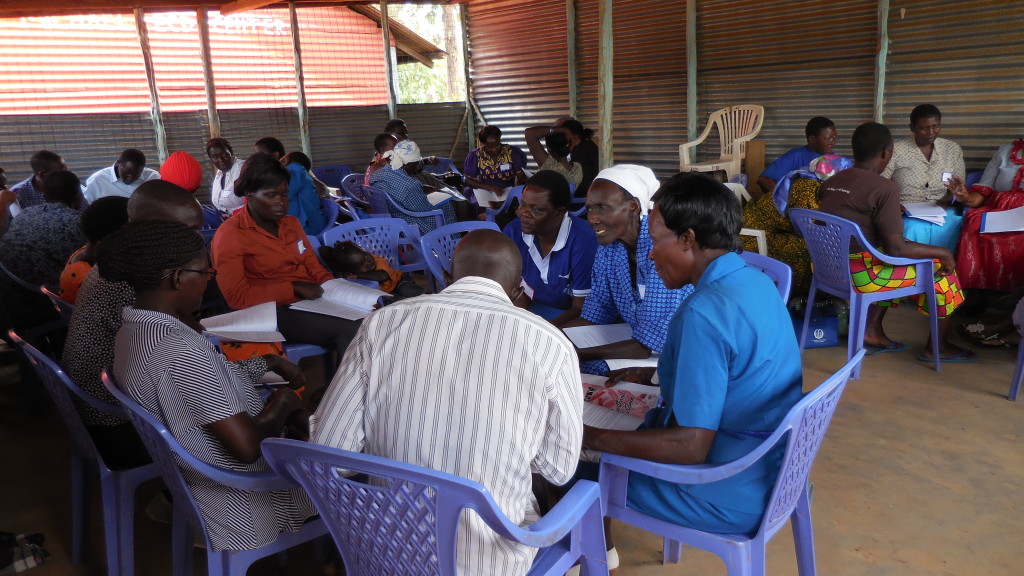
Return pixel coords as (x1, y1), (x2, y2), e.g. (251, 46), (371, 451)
(201, 204), (224, 230)
(484, 185), (524, 223)
(787, 209), (862, 295)
(100, 370), (293, 550)
(738, 251), (792, 302)
(964, 171), (983, 188)
(41, 286), (76, 326)
(419, 222), (501, 291)
(261, 438), (607, 576)
(340, 173), (369, 202)
(10, 331), (123, 460)
(321, 218), (424, 272)
(320, 197), (340, 232)
(312, 164), (354, 189)
(711, 104), (764, 159)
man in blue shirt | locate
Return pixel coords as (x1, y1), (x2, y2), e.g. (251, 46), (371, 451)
(9, 150), (66, 210)
(757, 116), (837, 196)
(584, 173), (802, 549)
(503, 170), (598, 327)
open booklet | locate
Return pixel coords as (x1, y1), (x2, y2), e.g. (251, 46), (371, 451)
(579, 373), (659, 462)
(981, 205), (1024, 233)
(902, 202), (946, 225)
(563, 323), (660, 371)
(200, 301), (284, 342)
(289, 278), (390, 321)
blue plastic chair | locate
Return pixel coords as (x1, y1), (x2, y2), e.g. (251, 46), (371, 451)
(423, 156), (461, 176)
(738, 251), (792, 302)
(321, 218), (427, 274)
(419, 221), (501, 292)
(100, 370), (329, 576)
(261, 438), (608, 576)
(1010, 338), (1023, 401)
(362, 183), (446, 233)
(201, 204), (224, 230)
(9, 331), (159, 576)
(789, 208), (940, 378)
(312, 164), (354, 189)
(485, 185), (524, 223)
(320, 197), (340, 233)
(964, 170), (983, 188)
(41, 285), (76, 327)
(600, 349), (863, 576)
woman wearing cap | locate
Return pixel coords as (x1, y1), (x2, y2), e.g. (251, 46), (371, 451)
(369, 140), (458, 236)
(566, 164), (694, 375)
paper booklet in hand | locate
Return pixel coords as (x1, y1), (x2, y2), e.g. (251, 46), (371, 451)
(200, 301), (284, 342)
(579, 373), (660, 462)
(563, 323), (660, 370)
(289, 278), (390, 320)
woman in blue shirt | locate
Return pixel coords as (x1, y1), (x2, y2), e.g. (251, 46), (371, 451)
(584, 172), (803, 552)
(502, 170), (598, 327)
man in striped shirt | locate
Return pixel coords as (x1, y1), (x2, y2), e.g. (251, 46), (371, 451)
(311, 230), (583, 576)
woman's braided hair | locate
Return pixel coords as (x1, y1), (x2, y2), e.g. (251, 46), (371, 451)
(97, 220), (205, 291)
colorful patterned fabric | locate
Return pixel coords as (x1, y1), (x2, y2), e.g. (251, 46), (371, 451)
(848, 251), (964, 318)
(741, 177), (822, 296)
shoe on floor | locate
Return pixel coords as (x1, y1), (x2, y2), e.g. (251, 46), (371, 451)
(916, 349), (977, 363)
(565, 546), (618, 575)
(864, 341), (907, 355)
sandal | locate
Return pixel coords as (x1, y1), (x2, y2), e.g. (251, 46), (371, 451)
(977, 334), (1013, 349)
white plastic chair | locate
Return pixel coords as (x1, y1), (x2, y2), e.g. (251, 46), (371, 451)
(680, 105), (764, 180)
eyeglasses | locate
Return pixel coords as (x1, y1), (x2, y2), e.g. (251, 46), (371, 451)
(160, 267), (218, 281)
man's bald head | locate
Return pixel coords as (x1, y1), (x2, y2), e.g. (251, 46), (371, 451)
(451, 229), (523, 297)
(127, 179), (204, 229)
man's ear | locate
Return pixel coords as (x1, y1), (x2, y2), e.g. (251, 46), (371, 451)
(678, 229), (696, 251)
(442, 269), (453, 287)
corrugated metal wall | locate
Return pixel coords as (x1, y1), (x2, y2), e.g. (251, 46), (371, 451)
(575, 0), (689, 179)
(466, 0), (570, 168)
(883, 0), (1024, 171)
(696, 0), (877, 162)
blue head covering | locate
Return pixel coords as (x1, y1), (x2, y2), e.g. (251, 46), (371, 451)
(772, 154), (854, 214)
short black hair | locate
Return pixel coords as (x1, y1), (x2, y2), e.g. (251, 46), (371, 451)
(80, 196), (129, 243)
(557, 118), (594, 140)
(851, 122), (893, 163)
(525, 170), (572, 210)
(118, 148), (146, 166)
(805, 116), (835, 138)
(254, 137), (286, 158)
(97, 219), (206, 291)
(234, 153), (290, 197)
(478, 125), (502, 143)
(384, 118), (406, 133)
(30, 150), (64, 174)
(652, 172), (741, 251)
(544, 131), (571, 160)
(205, 137), (233, 156)
(284, 151), (312, 171)
(910, 104), (942, 125)
(373, 133), (397, 153)
(42, 171), (82, 205)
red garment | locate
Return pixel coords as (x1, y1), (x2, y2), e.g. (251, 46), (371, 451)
(211, 207), (333, 310)
(956, 140), (1024, 291)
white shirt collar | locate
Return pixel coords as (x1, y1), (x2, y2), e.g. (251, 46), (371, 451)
(521, 213), (572, 284)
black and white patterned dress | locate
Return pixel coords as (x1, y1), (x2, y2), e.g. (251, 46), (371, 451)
(113, 306), (316, 551)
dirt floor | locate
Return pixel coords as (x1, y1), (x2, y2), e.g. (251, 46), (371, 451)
(2, 303), (1022, 575)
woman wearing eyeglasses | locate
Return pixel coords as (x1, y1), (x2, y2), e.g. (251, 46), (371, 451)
(212, 153), (360, 360)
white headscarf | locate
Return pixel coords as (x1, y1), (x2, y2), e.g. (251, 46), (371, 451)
(383, 139), (422, 170)
(594, 164), (660, 216)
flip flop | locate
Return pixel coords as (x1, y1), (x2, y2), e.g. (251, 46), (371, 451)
(916, 350), (977, 363)
(865, 341), (908, 355)
(977, 334), (1014, 349)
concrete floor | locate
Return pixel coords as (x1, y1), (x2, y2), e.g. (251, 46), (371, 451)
(2, 304), (1022, 575)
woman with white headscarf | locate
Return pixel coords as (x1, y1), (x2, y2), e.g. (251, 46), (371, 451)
(566, 164), (695, 375)
(368, 140), (457, 235)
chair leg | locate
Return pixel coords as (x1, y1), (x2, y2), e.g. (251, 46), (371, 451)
(663, 538), (682, 564)
(723, 546), (756, 576)
(99, 472), (121, 576)
(848, 297), (869, 380)
(116, 475), (139, 576)
(171, 511), (193, 576)
(1009, 340), (1024, 401)
(926, 293), (940, 373)
(69, 453), (86, 564)
(799, 288), (819, 352)
(792, 489), (817, 576)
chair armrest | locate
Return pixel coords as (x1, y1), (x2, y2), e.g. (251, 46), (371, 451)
(391, 202), (445, 230)
(740, 227), (767, 255)
(471, 480), (602, 548)
(162, 426), (296, 491)
(679, 122), (716, 165)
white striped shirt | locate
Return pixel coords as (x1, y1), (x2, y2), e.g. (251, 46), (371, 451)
(311, 276), (583, 576)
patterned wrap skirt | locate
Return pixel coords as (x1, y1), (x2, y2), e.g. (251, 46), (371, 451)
(849, 252), (964, 318)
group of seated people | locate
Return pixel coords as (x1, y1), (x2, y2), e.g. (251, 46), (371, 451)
(5, 105), (1021, 575)
(744, 104), (1024, 362)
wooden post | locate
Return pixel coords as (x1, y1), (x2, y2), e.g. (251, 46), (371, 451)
(134, 7), (168, 163)
(289, 2), (311, 159)
(460, 5), (476, 147)
(566, 0), (578, 118)
(874, 0), (890, 122)
(197, 6), (221, 139)
(686, 0), (697, 149)
(597, 0), (613, 168)
(380, 0), (398, 120)
(744, 140), (766, 198)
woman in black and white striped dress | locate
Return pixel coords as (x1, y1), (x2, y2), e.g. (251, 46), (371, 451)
(102, 219), (317, 552)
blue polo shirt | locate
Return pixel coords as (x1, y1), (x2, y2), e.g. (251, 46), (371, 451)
(503, 213), (598, 312)
(285, 163), (326, 237)
(760, 145), (820, 184)
(627, 251), (803, 533)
